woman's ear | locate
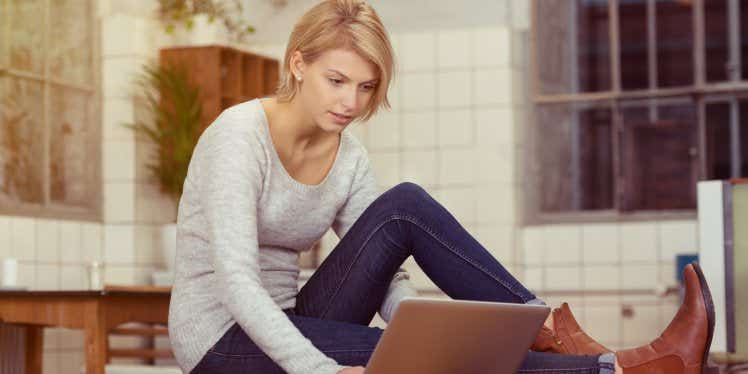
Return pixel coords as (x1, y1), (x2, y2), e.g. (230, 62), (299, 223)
(290, 51), (306, 79)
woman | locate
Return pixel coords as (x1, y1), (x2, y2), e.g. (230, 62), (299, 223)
(168, 1), (714, 373)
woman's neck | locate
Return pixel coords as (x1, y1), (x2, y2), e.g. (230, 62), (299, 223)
(263, 97), (338, 155)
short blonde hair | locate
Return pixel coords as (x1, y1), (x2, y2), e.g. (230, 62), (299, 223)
(275, 0), (395, 122)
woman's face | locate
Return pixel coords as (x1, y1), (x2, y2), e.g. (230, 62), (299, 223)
(293, 48), (379, 134)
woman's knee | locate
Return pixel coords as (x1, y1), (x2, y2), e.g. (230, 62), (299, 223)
(382, 182), (431, 204)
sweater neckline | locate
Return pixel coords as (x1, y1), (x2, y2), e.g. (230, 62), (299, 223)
(255, 98), (344, 191)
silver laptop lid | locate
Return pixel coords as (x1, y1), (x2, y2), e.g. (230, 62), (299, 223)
(365, 297), (550, 374)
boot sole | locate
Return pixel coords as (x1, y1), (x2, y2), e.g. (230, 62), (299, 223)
(691, 262), (715, 374)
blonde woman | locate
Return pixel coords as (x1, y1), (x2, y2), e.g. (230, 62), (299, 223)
(168, 1), (715, 373)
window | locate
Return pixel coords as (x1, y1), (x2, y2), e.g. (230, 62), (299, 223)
(530, 0), (748, 222)
(0, 0), (100, 220)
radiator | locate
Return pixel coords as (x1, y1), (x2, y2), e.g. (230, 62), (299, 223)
(0, 323), (24, 374)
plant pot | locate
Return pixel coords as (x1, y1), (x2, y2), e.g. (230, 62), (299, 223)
(160, 223), (177, 272)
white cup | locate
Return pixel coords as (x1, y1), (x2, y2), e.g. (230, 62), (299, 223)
(1, 258), (18, 288)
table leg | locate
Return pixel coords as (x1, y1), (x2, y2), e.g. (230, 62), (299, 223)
(23, 325), (43, 374)
(84, 313), (107, 374)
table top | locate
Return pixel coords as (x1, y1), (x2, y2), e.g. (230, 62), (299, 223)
(0, 285), (171, 297)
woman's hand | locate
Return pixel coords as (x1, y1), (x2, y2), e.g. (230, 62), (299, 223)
(338, 366), (365, 374)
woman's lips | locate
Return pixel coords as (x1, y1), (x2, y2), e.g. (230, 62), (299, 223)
(329, 111), (352, 124)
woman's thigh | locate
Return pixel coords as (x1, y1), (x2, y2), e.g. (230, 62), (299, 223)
(191, 314), (384, 373)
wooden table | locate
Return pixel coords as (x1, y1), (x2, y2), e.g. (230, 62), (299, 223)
(0, 286), (171, 374)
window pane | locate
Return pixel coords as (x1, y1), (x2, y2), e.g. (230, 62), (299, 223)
(537, 103), (614, 212)
(705, 0), (729, 82)
(656, 0), (694, 87)
(742, 0), (748, 80)
(50, 86), (91, 207)
(741, 100), (748, 176)
(9, 0), (45, 75)
(536, 0), (611, 95)
(0, 78), (45, 204)
(621, 102), (697, 210)
(705, 102), (731, 179)
(49, 0), (93, 86)
(620, 0), (649, 90)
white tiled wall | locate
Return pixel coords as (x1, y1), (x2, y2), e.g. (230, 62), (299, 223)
(519, 220), (698, 349)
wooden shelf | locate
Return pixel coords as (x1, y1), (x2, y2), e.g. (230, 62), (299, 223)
(159, 45), (280, 132)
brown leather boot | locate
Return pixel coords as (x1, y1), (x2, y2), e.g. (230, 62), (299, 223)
(531, 302), (612, 355)
(615, 262), (715, 373)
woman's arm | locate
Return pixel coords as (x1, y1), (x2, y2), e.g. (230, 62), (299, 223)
(197, 112), (345, 374)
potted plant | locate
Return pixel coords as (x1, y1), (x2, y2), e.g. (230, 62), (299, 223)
(157, 0), (256, 45)
(126, 62), (203, 277)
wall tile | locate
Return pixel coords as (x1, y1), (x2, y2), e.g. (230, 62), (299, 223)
(439, 148), (475, 185)
(474, 68), (513, 106)
(103, 98), (136, 141)
(36, 219), (60, 262)
(659, 261), (678, 287)
(544, 225), (582, 265)
(58, 351), (85, 374)
(42, 351), (60, 374)
(59, 221), (82, 264)
(620, 223), (658, 263)
(584, 304), (622, 344)
(370, 152), (400, 189)
(0, 216), (11, 259)
(11, 217), (36, 261)
(622, 304), (661, 346)
(438, 70), (472, 108)
(81, 223), (103, 263)
(658, 220), (698, 262)
(102, 14), (150, 57)
(471, 27), (512, 68)
(473, 225), (515, 265)
(58, 328), (84, 350)
(366, 110), (400, 150)
(521, 227), (544, 265)
(401, 72), (436, 110)
(622, 264), (659, 290)
(134, 225), (161, 265)
(135, 182), (178, 224)
(475, 108), (515, 147)
(61, 265), (87, 290)
(583, 265), (621, 290)
(401, 149), (437, 186)
(103, 140), (136, 181)
(36, 264), (60, 290)
(582, 223), (620, 264)
(104, 224), (135, 264)
(401, 111), (437, 148)
(102, 56), (146, 99)
(545, 266), (582, 290)
(104, 265), (137, 285)
(438, 187), (476, 225)
(437, 110), (473, 147)
(437, 29), (471, 68)
(475, 184), (515, 224)
(522, 266), (543, 291)
(399, 32), (436, 71)
(475, 147), (514, 184)
(508, 0), (531, 30)
(104, 181), (136, 223)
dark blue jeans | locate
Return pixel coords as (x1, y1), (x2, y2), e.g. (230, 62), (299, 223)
(192, 183), (614, 373)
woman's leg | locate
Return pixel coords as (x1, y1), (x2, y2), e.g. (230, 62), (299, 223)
(294, 182), (614, 373)
(295, 182), (539, 325)
(190, 311), (383, 373)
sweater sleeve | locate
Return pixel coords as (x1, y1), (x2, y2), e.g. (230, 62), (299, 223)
(197, 115), (345, 374)
(331, 146), (418, 323)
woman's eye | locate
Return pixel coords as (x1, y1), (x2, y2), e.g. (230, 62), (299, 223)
(328, 78), (342, 85)
(361, 85), (374, 91)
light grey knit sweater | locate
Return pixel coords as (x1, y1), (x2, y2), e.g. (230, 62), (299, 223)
(168, 98), (417, 374)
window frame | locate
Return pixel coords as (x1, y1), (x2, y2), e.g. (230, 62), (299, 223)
(528, 0), (748, 224)
(0, 0), (102, 221)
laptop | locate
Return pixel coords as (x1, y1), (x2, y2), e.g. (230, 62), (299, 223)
(364, 297), (550, 374)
